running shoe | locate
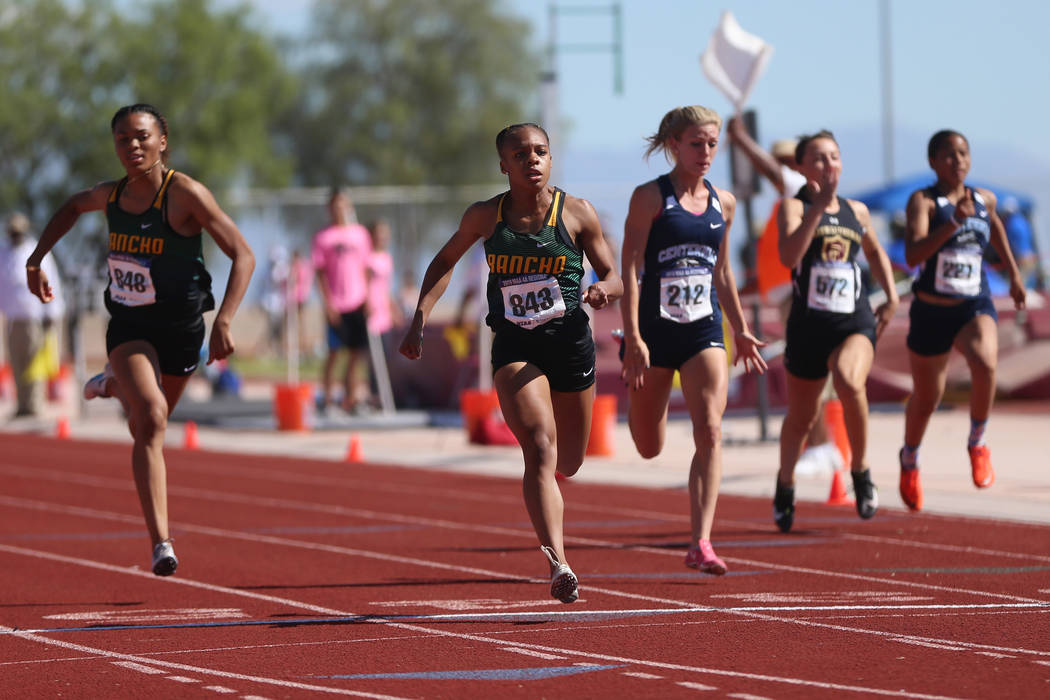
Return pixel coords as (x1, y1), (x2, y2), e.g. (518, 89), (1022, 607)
(968, 445), (995, 488)
(773, 480), (795, 533)
(83, 364), (114, 400)
(851, 469), (879, 520)
(151, 539), (178, 577)
(685, 538), (727, 575)
(540, 545), (578, 603)
(898, 449), (923, 512)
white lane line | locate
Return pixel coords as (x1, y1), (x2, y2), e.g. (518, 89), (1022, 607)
(113, 660), (165, 674)
(166, 675), (199, 683)
(500, 647), (567, 660)
(623, 671), (663, 679)
(0, 544), (967, 699)
(678, 681), (717, 690)
(203, 687), (238, 694)
(0, 625), (408, 700)
(4, 499), (1050, 662)
(728, 694), (772, 699)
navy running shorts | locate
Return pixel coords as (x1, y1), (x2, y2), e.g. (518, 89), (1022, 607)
(634, 315), (726, 370)
(491, 309), (596, 393)
(106, 315), (205, 377)
(906, 295), (997, 356)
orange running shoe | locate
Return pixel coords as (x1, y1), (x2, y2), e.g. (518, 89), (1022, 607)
(969, 445), (995, 488)
(898, 450), (923, 511)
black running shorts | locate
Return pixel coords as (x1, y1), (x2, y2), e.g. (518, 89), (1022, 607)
(106, 315), (206, 377)
(490, 309), (596, 393)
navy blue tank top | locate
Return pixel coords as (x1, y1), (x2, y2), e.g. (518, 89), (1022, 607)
(911, 186), (991, 299)
(790, 193), (871, 322)
(639, 176), (724, 328)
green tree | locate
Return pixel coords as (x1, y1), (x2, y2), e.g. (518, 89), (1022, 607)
(290, 0), (539, 188)
(0, 0), (297, 226)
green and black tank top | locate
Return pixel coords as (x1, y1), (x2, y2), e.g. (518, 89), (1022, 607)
(484, 188), (585, 333)
(104, 169), (214, 325)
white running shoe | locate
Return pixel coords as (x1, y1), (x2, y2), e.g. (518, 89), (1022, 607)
(83, 364), (114, 400)
(152, 539), (178, 576)
(540, 545), (578, 603)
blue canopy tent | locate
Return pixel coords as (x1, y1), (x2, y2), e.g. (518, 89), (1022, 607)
(851, 174), (1042, 293)
(851, 174), (1035, 216)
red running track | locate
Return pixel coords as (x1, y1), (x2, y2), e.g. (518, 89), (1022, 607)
(1, 433), (1049, 699)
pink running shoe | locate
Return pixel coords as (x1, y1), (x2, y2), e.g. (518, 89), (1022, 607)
(685, 538), (727, 576)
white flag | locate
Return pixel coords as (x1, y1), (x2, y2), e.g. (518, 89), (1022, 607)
(700, 11), (773, 111)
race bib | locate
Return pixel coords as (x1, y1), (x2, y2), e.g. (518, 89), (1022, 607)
(501, 274), (566, 329)
(659, 268), (713, 323)
(107, 254), (156, 307)
(807, 261), (856, 313)
(935, 248), (982, 296)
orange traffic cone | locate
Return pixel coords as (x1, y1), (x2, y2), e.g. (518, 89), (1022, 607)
(346, 434), (363, 462)
(826, 467), (854, 506)
(55, 416), (71, 440)
(823, 398), (852, 467)
(585, 394), (617, 457)
(183, 420), (200, 450)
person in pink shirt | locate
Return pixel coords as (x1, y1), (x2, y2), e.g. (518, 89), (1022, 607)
(366, 218), (399, 337)
(311, 188), (373, 413)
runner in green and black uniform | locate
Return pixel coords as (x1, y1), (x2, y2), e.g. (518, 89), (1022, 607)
(27, 104), (255, 576)
(401, 123), (622, 603)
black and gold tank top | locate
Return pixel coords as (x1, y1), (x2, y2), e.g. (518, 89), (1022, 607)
(484, 188), (585, 333)
(104, 169), (214, 324)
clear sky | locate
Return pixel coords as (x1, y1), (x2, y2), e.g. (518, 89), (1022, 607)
(243, 0), (1050, 274)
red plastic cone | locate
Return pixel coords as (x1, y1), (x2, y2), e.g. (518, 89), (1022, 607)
(826, 468), (854, 506)
(55, 416), (71, 440)
(183, 420), (200, 450)
(346, 434), (363, 462)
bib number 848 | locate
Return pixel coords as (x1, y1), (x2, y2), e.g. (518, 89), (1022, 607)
(112, 267), (149, 294)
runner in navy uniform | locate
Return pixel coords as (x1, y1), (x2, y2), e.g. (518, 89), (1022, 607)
(400, 124), (621, 603)
(774, 130), (898, 532)
(26, 104), (255, 575)
(898, 130), (1027, 511)
(621, 106), (766, 574)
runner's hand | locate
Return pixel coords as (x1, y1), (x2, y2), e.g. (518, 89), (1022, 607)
(583, 283), (609, 309)
(26, 267), (54, 303)
(207, 320), (235, 364)
(733, 330), (768, 374)
(621, 335), (650, 390)
(954, 188), (976, 222)
(399, 317), (424, 360)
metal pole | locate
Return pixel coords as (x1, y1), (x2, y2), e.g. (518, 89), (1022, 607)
(880, 0), (894, 182)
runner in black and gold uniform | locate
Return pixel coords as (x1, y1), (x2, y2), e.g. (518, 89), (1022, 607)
(774, 130), (898, 532)
(26, 104), (255, 576)
(401, 123), (622, 603)
(898, 131), (1027, 511)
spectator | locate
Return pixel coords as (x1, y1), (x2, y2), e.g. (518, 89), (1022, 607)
(1, 213), (64, 417)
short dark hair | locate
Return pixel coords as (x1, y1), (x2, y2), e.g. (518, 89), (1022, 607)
(111, 103), (168, 138)
(795, 129), (837, 164)
(927, 129), (967, 159)
(495, 123), (549, 153)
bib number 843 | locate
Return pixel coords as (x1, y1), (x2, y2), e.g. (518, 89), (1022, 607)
(509, 287), (556, 316)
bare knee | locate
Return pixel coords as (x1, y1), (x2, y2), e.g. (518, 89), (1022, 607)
(521, 431), (557, 473)
(692, 419), (721, 451)
(130, 401), (168, 444)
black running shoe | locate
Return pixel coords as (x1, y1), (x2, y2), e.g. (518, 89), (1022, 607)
(851, 469), (879, 520)
(773, 480), (795, 533)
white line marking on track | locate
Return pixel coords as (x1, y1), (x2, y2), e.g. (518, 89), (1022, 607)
(0, 625), (409, 699)
(113, 661), (165, 674)
(728, 693), (772, 699)
(0, 544), (967, 699)
(165, 675), (199, 683)
(678, 680), (717, 690)
(500, 647), (566, 660)
(203, 687), (238, 694)
(622, 671), (663, 679)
